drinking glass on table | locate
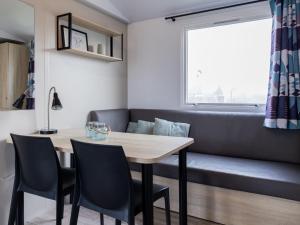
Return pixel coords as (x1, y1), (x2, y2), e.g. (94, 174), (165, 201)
(92, 122), (110, 140)
(85, 122), (94, 138)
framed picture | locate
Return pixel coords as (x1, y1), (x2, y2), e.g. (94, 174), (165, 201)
(61, 25), (88, 51)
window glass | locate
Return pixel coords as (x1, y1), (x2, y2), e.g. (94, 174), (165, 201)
(186, 18), (272, 105)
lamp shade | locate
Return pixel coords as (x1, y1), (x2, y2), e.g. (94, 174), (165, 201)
(52, 92), (62, 110)
(12, 94), (26, 109)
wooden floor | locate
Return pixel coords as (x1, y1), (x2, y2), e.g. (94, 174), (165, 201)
(26, 205), (220, 225)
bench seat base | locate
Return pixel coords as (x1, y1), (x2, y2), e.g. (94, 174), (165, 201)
(132, 171), (300, 225)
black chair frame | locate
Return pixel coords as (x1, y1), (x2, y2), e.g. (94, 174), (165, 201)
(69, 140), (171, 225)
(8, 134), (75, 225)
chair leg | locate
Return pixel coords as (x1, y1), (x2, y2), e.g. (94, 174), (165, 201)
(100, 213), (104, 225)
(60, 197), (65, 219)
(164, 191), (171, 225)
(70, 204), (80, 225)
(128, 216), (135, 225)
(56, 194), (64, 225)
(70, 185), (81, 225)
(16, 191), (24, 225)
(8, 181), (19, 225)
(70, 190), (74, 204)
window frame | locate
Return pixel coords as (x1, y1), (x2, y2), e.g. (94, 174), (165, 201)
(182, 15), (272, 113)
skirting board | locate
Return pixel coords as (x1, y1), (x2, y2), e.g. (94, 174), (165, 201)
(131, 171), (300, 225)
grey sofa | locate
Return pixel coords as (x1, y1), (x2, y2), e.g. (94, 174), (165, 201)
(88, 109), (300, 202)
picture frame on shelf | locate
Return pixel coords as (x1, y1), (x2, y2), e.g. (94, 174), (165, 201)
(61, 25), (88, 51)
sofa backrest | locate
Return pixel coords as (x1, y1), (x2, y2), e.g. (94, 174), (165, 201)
(130, 109), (300, 164)
(88, 109), (129, 132)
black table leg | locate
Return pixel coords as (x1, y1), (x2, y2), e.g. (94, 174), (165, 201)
(142, 164), (153, 225)
(179, 149), (187, 225)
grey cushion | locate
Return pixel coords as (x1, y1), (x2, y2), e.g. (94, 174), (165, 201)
(130, 153), (300, 201)
(88, 109), (129, 132)
(130, 109), (300, 164)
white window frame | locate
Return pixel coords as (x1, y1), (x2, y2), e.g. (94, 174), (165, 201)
(182, 14), (272, 113)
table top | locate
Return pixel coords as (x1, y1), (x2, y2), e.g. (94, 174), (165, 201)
(7, 128), (194, 164)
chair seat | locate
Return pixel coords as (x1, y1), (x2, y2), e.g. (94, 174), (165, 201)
(61, 167), (76, 190)
(133, 180), (168, 214)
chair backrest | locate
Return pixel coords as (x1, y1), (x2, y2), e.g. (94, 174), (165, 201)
(71, 140), (133, 211)
(11, 134), (60, 194)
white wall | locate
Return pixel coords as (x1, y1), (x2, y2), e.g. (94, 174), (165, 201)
(128, 1), (270, 110)
(0, 0), (127, 223)
(0, 110), (37, 222)
(27, 0), (128, 129)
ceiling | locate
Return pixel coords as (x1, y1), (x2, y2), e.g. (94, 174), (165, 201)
(78, 0), (258, 23)
(0, 0), (34, 42)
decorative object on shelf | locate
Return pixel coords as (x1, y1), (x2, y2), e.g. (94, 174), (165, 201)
(56, 12), (124, 62)
(61, 25), (88, 51)
(39, 87), (63, 135)
(88, 45), (94, 52)
(97, 44), (103, 54)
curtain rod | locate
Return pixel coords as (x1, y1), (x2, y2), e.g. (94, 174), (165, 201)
(165, 0), (268, 22)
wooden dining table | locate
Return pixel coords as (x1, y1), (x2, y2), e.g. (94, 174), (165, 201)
(7, 128), (194, 225)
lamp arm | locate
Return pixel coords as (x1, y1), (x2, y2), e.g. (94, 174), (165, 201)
(48, 87), (56, 130)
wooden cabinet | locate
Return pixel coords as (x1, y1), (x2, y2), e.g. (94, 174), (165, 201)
(0, 43), (28, 110)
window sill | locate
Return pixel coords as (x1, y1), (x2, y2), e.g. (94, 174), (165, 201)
(181, 103), (265, 113)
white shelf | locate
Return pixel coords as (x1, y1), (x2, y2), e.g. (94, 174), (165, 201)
(64, 48), (122, 62)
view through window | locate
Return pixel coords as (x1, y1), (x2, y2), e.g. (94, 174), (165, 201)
(186, 18), (272, 105)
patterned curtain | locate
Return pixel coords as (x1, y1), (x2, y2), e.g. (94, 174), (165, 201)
(26, 40), (35, 109)
(264, 0), (300, 129)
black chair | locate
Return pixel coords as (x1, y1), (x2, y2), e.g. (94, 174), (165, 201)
(8, 134), (76, 225)
(70, 140), (171, 225)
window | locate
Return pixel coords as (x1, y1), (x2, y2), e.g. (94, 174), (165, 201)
(185, 18), (272, 105)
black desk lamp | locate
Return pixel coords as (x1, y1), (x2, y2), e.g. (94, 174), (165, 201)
(40, 87), (63, 134)
(13, 89), (30, 109)
(12, 94), (26, 109)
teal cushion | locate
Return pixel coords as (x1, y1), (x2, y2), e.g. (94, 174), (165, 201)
(153, 118), (173, 136)
(126, 122), (138, 133)
(153, 118), (190, 137)
(136, 120), (155, 134)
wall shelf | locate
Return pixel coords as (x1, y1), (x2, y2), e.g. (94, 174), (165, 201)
(64, 48), (122, 62)
(56, 13), (123, 62)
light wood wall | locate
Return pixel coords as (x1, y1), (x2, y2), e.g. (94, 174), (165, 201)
(0, 43), (9, 109)
(132, 171), (300, 225)
(0, 43), (28, 110)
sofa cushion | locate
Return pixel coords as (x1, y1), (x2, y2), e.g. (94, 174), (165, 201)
(130, 153), (300, 201)
(130, 109), (300, 164)
(136, 120), (155, 134)
(126, 122), (138, 133)
(153, 118), (190, 137)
